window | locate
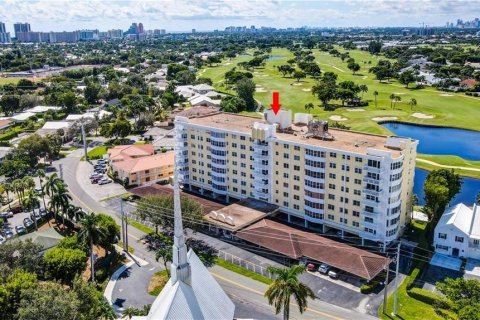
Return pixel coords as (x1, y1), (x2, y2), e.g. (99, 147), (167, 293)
(294, 195), (300, 200)
(328, 204), (335, 210)
(283, 163), (289, 169)
(330, 152), (337, 158)
(438, 233), (447, 240)
(353, 221), (359, 227)
(475, 239), (480, 245)
(436, 244), (449, 251)
(455, 236), (464, 243)
(353, 211), (360, 217)
(329, 163), (336, 169)
(284, 153), (289, 159)
(294, 155), (300, 161)
(293, 204), (300, 210)
(328, 214), (334, 220)
(294, 146), (300, 151)
(329, 173), (336, 179)
(355, 168), (362, 174)
(294, 165), (300, 171)
(328, 194), (335, 200)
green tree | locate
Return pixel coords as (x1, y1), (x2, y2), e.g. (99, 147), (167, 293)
(44, 247), (87, 283)
(409, 98), (417, 110)
(110, 118), (132, 139)
(3, 269), (38, 316)
(23, 188), (40, 231)
(61, 91), (77, 113)
(304, 102), (314, 114)
(347, 62), (361, 75)
(84, 82), (101, 104)
(220, 96), (247, 113)
(368, 40), (383, 55)
(78, 212), (106, 282)
(398, 70), (417, 88)
(265, 265), (315, 320)
(0, 95), (20, 116)
(16, 282), (80, 320)
(277, 65), (295, 78)
(96, 213), (120, 254)
(235, 78), (256, 111)
(359, 84), (368, 98)
(373, 91), (379, 107)
(0, 239), (43, 274)
(156, 247), (173, 277)
(312, 72), (337, 110)
(437, 278), (480, 319)
(293, 70), (306, 82)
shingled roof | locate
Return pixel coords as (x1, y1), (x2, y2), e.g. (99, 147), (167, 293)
(236, 219), (389, 280)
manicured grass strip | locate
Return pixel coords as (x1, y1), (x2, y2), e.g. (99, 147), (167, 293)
(148, 270), (169, 296)
(214, 257), (273, 285)
(126, 219), (154, 234)
(416, 155), (480, 179)
(0, 78), (20, 85)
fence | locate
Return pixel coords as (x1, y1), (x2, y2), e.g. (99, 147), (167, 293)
(217, 249), (274, 279)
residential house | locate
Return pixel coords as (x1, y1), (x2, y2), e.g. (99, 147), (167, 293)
(107, 144), (154, 163)
(434, 203), (480, 259)
(111, 152), (175, 186)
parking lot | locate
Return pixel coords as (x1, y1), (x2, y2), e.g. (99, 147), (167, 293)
(77, 159), (127, 202)
(1, 206), (50, 240)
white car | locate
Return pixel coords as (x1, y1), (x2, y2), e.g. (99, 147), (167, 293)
(98, 178), (112, 185)
(318, 263), (330, 274)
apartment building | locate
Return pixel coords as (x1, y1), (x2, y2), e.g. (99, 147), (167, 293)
(175, 111), (418, 246)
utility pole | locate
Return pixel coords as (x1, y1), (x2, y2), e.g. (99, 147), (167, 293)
(81, 122), (88, 161)
(383, 260), (390, 314)
(59, 163), (64, 180)
(393, 242), (401, 315)
(120, 200), (127, 251)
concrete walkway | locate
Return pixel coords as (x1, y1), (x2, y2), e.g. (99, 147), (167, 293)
(416, 158), (480, 172)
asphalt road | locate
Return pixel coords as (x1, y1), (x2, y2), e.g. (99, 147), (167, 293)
(57, 151), (380, 319)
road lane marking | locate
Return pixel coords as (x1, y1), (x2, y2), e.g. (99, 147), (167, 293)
(211, 272), (344, 320)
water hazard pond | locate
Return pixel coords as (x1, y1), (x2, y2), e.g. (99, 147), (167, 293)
(381, 122), (480, 161)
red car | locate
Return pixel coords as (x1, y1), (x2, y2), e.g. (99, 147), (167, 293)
(306, 263), (317, 272)
(91, 177), (100, 184)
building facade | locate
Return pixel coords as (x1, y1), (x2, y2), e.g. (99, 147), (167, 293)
(175, 112), (418, 246)
(13, 22), (31, 38)
(434, 203), (480, 259)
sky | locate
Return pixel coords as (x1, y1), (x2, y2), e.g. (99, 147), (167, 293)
(0, 0), (480, 33)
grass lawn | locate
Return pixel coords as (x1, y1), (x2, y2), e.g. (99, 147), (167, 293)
(126, 219), (154, 234)
(81, 146), (108, 161)
(416, 154), (480, 179)
(0, 78), (20, 85)
(200, 47), (480, 135)
(214, 257), (273, 285)
(148, 270), (169, 296)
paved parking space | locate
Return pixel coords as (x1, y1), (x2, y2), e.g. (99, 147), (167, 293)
(465, 259), (480, 279)
(77, 160), (127, 202)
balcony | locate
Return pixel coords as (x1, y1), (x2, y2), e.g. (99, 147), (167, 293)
(304, 194), (324, 204)
(305, 175), (325, 184)
(211, 170), (227, 178)
(305, 154), (326, 162)
(304, 184), (324, 193)
(363, 198), (380, 208)
(363, 188), (382, 197)
(304, 164), (326, 173)
(363, 177), (381, 185)
(210, 144), (227, 152)
(303, 204), (324, 215)
(211, 153), (227, 161)
(211, 177), (227, 186)
(362, 210), (380, 217)
(364, 165), (382, 174)
(253, 190), (269, 199)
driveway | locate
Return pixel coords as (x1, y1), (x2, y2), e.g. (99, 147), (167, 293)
(77, 160), (127, 202)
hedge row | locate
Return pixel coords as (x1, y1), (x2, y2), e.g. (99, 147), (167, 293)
(360, 281), (380, 294)
(408, 288), (447, 306)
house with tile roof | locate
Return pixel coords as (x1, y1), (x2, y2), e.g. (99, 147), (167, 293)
(107, 144), (155, 163)
(110, 151), (174, 186)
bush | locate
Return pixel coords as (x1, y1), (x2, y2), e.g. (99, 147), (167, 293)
(406, 261), (425, 290)
(408, 287), (445, 306)
(94, 267), (108, 282)
(360, 280), (380, 294)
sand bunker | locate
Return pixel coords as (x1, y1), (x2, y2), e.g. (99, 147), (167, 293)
(412, 113), (435, 119)
(346, 108), (365, 112)
(256, 88), (267, 92)
(372, 116), (398, 121)
(394, 92), (406, 95)
(291, 82), (303, 86)
(440, 93), (454, 97)
(330, 115), (348, 121)
(223, 62), (232, 66)
(255, 85), (263, 88)
(302, 88), (311, 92)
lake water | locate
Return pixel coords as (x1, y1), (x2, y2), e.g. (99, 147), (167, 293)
(414, 168), (480, 206)
(267, 55), (286, 61)
(381, 122), (480, 161)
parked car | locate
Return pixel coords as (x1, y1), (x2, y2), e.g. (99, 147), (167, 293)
(90, 173), (103, 179)
(328, 269), (339, 279)
(0, 235), (5, 244)
(15, 225), (27, 235)
(0, 211), (13, 219)
(30, 212), (41, 223)
(318, 263), (331, 274)
(98, 178), (112, 185)
(10, 206), (23, 214)
(34, 187), (43, 195)
(95, 168), (106, 174)
(3, 229), (14, 239)
(97, 159), (108, 164)
(306, 263), (318, 272)
(91, 177), (101, 184)
(39, 208), (48, 218)
(23, 218), (34, 229)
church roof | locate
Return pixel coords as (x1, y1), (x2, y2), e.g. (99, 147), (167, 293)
(142, 249), (235, 320)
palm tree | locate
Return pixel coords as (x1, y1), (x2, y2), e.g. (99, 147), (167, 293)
(122, 307), (142, 319)
(24, 189), (40, 231)
(359, 84), (368, 98)
(409, 98), (417, 110)
(12, 179), (25, 205)
(389, 93), (395, 109)
(67, 204), (85, 222)
(265, 265), (315, 320)
(373, 91), (379, 108)
(394, 95), (402, 109)
(44, 173), (63, 198)
(98, 298), (116, 320)
(36, 169), (48, 210)
(156, 247), (173, 277)
(304, 103), (314, 114)
(78, 212), (106, 282)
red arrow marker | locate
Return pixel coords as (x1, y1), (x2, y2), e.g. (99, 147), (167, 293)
(271, 91), (281, 115)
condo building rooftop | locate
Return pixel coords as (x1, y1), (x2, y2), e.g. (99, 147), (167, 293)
(184, 112), (414, 157)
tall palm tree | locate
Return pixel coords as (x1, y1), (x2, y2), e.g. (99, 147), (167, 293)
(12, 179), (24, 205)
(359, 84), (368, 98)
(36, 169), (48, 210)
(394, 95), (402, 109)
(156, 247), (173, 277)
(409, 98), (417, 110)
(389, 93), (395, 109)
(44, 173), (63, 198)
(24, 189), (40, 231)
(78, 212), (106, 282)
(265, 265), (315, 320)
(98, 298), (116, 320)
(373, 91), (379, 108)
(304, 103), (314, 114)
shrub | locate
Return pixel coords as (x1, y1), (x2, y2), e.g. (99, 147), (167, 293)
(360, 280), (380, 294)
(94, 267), (108, 282)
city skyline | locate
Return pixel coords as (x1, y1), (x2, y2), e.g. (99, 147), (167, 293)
(0, 0), (480, 33)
